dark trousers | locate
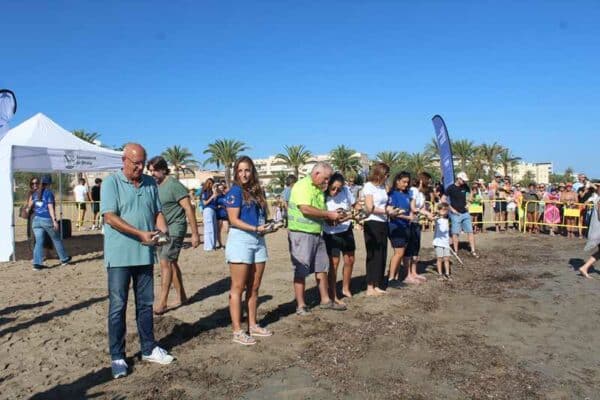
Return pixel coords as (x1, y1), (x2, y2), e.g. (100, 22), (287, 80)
(364, 220), (388, 288)
(107, 265), (156, 360)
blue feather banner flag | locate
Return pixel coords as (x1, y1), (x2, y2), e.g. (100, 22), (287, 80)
(431, 115), (455, 189)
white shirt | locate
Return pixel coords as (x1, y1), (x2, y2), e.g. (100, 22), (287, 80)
(362, 182), (388, 223)
(323, 186), (356, 234)
(433, 217), (450, 248)
(410, 187), (426, 209)
(74, 184), (88, 203)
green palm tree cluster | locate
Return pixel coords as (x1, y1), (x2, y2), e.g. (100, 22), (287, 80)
(72, 129), (101, 144)
(162, 145), (198, 179)
(203, 139), (249, 185)
(275, 145), (312, 177)
(329, 145), (362, 175)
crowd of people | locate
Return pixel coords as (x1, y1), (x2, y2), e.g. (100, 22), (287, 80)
(21, 144), (600, 379)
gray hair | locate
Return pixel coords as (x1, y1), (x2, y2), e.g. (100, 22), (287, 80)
(311, 161), (333, 174)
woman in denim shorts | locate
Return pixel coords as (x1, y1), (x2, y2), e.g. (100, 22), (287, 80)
(225, 156), (272, 346)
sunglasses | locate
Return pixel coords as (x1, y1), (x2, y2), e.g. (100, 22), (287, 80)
(330, 186), (342, 193)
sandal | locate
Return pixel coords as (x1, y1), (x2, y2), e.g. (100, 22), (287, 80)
(470, 251), (480, 259)
(296, 306), (310, 316)
(232, 330), (256, 346)
(249, 325), (273, 337)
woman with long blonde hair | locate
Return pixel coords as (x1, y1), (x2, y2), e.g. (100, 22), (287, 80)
(225, 156), (271, 345)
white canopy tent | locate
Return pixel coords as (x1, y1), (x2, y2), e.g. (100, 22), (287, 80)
(0, 113), (123, 262)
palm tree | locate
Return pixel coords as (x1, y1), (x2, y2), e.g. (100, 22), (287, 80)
(477, 142), (504, 180)
(329, 145), (361, 175)
(375, 151), (401, 168)
(406, 152), (433, 176)
(466, 153), (486, 183)
(498, 148), (521, 178)
(519, 171), (536, 186)
(424, 136), (440, 158)
(271, 171), (288, 191)
(203, 139), (249, 185)
(275, 145), (312, 177)
(452, 139), (476, 172)
(73, 129), (101, 144)
(162, 145), (198, 179)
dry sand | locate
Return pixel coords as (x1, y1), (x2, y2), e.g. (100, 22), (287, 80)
(1, 226), (599, 399)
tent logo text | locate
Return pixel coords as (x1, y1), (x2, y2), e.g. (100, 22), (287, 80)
(64, 151), (97, 169)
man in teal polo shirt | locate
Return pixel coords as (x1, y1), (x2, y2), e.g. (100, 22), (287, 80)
(101, 143), (174, 379)
(288, 162), (346, 315)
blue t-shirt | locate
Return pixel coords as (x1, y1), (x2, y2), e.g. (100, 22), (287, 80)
(225, 184), (265, 227)
(216, 194), (228, 220)
(387, 189), (412, 231)
(32, 189), (55, 219)
(202, 190), (217, 210)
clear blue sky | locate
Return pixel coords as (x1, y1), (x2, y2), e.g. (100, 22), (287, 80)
(2, 1), (599, 176)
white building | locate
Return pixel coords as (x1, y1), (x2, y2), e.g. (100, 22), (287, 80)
(511, 162), (553, 184)
(254, 152), (370, 186)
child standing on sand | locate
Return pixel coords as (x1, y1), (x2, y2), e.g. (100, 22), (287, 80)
(433, 202), (452, 280)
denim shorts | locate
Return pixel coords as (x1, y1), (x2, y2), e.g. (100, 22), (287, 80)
(450, 212), (473, 235)
(225, 227), (268, 264)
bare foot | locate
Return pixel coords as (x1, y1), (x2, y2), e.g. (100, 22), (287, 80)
(366, 290), (382, 297)
(153, 304), (168, 315)
(404, 277), (421, 285)
(334, 298), (346, 306)
(579, 267), (591, 279)
(374, 287), (387, 294)
(414, 275), (427, 281)
(170, 297), (188, 309)
(342, 290), (353, 298)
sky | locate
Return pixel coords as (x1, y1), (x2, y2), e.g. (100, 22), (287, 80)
(2, 1), (599, 176)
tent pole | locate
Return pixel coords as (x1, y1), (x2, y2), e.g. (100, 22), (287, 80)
(11, 175), (16, 262)
(59, 172), (63, 239)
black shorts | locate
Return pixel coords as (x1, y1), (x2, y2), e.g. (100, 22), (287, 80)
(92, 202), (100, 213)
(494, 201), (507, 213)
(77, 202), (86, 211)
(388, 224), (410, 248)
(405, 223), (421, 257)
(323, 226), (356, 257)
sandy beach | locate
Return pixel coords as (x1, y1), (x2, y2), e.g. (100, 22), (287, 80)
(1, 226), (599, 399)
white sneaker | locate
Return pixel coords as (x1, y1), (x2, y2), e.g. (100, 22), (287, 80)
(142, 346), (174, 365)
(111, 359), (128, 379)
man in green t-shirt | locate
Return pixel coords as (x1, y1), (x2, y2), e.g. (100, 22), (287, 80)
(288, 162), (346, 315)
(147, 156), (200, 315)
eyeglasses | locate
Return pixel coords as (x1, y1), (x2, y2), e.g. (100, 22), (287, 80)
(125, 156), (146, 167)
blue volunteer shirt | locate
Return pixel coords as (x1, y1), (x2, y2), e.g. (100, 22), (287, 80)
(387, 189), (412, 231)
(32, 189), (55, 219)
(225, 184), (265, 227)
(216, 194), (228, 219)
(202, 190), (217, 210)
(100, 170), (162, 268)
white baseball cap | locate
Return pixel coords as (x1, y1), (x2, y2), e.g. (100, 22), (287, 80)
(456, 172), (469, 182)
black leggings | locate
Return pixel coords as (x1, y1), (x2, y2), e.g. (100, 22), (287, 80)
(364, 220), (388, 289)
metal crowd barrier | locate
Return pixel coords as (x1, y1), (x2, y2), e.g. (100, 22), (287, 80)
(467, 199), (521, 232)
(522, 200), (592, 233)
